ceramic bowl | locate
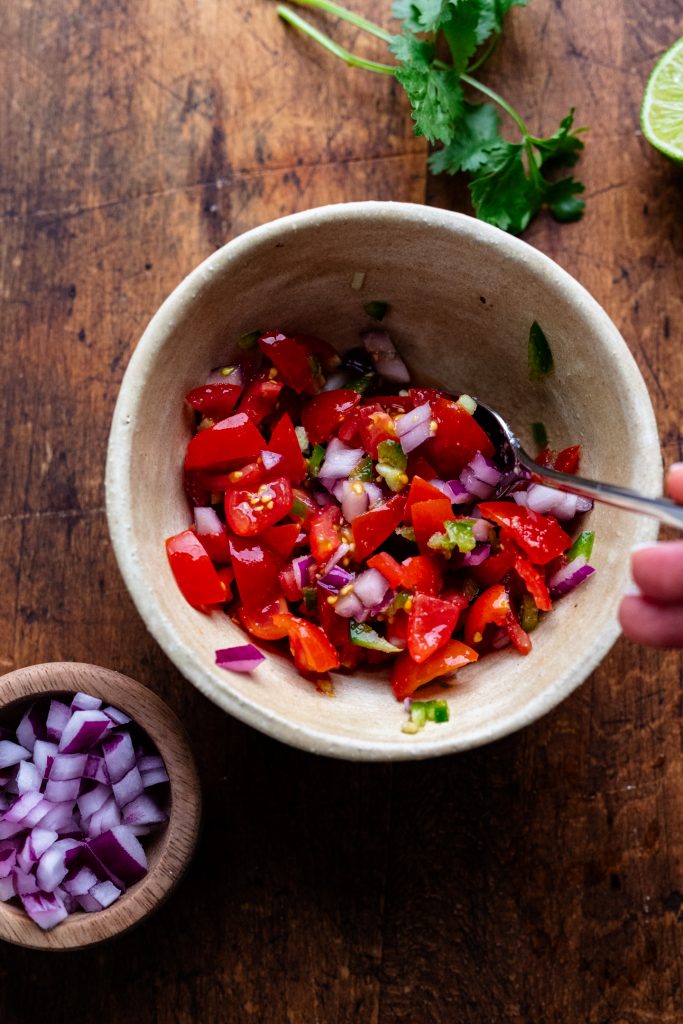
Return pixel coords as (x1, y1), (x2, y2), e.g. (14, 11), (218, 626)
(106, 202), (661, 761)
(0, 662), (201, 950)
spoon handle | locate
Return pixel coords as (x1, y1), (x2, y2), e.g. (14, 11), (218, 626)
(519, 455), (683, 531)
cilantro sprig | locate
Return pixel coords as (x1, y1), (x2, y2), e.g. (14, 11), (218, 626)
(275, 0), (586, 234)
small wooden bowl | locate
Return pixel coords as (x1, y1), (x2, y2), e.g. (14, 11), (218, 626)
(0, 662), (201, 950)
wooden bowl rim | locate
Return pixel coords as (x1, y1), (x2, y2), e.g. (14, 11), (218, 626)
(0, 662), (201, 951)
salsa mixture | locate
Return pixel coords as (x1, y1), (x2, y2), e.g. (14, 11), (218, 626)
(166, 323), (595, 715)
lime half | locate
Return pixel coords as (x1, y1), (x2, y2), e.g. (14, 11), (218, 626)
(641, 37), (683, 163)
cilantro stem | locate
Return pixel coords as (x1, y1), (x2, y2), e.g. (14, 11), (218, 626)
(466, 33), (501, 74)
(277, 5), (396, 73)
(278, 0), (393, 44)
(460, 73), (529, 137)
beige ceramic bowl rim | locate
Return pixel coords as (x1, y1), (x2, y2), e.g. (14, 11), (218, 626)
(106, 201), (660, 761)
(0, 662), (201, 950)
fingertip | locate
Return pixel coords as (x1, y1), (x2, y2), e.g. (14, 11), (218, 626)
(667, 463), (683, 504)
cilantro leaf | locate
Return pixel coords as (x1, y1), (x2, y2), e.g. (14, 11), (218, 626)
(533, 109), (585, 170)
(428, 101), (500, 173)
(391, 31), (464, 144)
(391, 0), (457, 34)
(544, 175), (585, 223)
(440, 3), (481, 75)
(469, 141), (541, 234)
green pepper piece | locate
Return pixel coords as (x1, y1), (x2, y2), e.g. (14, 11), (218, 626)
(350, 620), (402, 653)
(428, 519), (477, 556)
(528, 321), (554, 381)
(394, 524), (416, 543)
(376, 464), (407, 493)
(364, 300), (389, 321)
(519, 594), (540, 633)
(347, 373), (376, 395)
(292, 495), (312, 521)
(386, 590), (411, 617)
(567, 530), (595, 562)
(431, 700), (449, 724)
(531, 421), (548, 449)
(350, 456), (373, 482)
(238, 329), (260, 350)
(409, 702), (428, 729)
(308, 444), (326, 478)
(377, 439), (407, 471)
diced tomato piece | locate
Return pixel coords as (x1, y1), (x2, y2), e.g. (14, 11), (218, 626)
(374, 394), (412, 413)
(411, 498), (454, 553)
(406, 453), (438, 481)
(216, 566), (235, 600)
(534, 447), (556, 468)
(391, 639), (478, 701)
(193, 520), (231, 564)
(358, 406), (397, 458)
(555, 445), (581, 475)
(367, 552), (404, 589)
(278, 564), (302, 603)
(294, 333), (341, 372)
(505, 608), (532, 655)
(290, 487), (319, 528)
(463, 584), (510, 647)
(337, 405), (363, 445)
(273, 614), (340, 674)
(184, 413), (265, 472)
(400, 555), (443, 595)
(513, 556), (552, 611)
(404, 476), (450, 522)
(470, 533), (517, 587)
(352, 495), (406, 562)
(301, 390), (361, 445)
(478, 502), (571, 565)
(238, 595), (290, 640)
(165, 530), (226, 608)
(185, 383), (242, 420)
(261, 523), (300, 560)
(229, 535), (283, 608)
(267, 414), (306, 484)
(408, 387), (443, 407)
(407, 594), (461, 663)
(257, 332), (320, 394)
(439, 586), (471, 621)
(225, 477), (293, 537)
(309, 506), (341, 565)
(423, 397), (495, 477)
(238, 374), (284, 425)
(385, 609), (408, 650)
(184, 472), (211, 508)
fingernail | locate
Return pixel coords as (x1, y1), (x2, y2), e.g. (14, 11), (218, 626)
(630, 542), (659, 554)
(623, 584), (642, 598)
(669, 462), (683, 472)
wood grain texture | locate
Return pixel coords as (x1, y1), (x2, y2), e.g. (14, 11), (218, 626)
(0, 0), (681, 1019)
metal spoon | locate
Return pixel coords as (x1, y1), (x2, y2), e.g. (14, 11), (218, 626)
(473, 399), (683, 530)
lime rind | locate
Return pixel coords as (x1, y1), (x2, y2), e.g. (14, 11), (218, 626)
(641, 36), (683, 164)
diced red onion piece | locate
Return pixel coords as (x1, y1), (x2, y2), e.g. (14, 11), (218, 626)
(90, 880), (121, 908)
(395, 402), (431, 438)
(461, 543), (491, 567)
(32, 740), (58, 780)
(549, 557), (595, 596)
(58, 710), (111, 754)
(292, 554), (315, 589)
(364, 482), (383, 507)
(86, 796), (122, 838)
(576, 496), (593, 512)
(77, 783), (111, 820)
(321, 542), (350, 577)
(44, 777), (81, 803)
(122, 793), (168, 828)
(21, 891), (68, 930)
(88, 825), (148, 888)
(102, 731), (136, 785)
(319, 438), (364, 480)
(472, 519), (492, 543)
(102, 706), (131, 727)
(491, 627), (512, 650)
(362, 331), (410, 384)
(136, 755), (164, 772)
(16, 760), (42, 794)
(446, 479), (471, 505)
(16, 704), (45, 752)
(399, 419), (432, 453)
(17, 828), (58, 873)
(340, 480), (369, 522)
(0, 874), (15, 900)
(260, 449), (283, 471)
(469, 451), (502, 486)
(36, 838), (82, 892)
(37, 801), (77, 835)
(334, 592), (365, 619)
(71, 692), (103, 712)
(460, 466), (494, 499)
(369, 588), (395, 617)
(141, 767), (169, 788)
(112, 766), (144, 809)
(321, 370), (352, 391)
(512, 491), (528, 507)
(215, 644), (265, 673)
(314, 488), (337, 506)
(50, 753), (88, 781)
(523, 483), (577, 520)
(353, 569), (390, 609)
(3, 790), (43, 824)
(0, 848), (16, 878)
(46, 701), (71, 742)
(0, 741), (30, 770)
(194, 505), (224, 536)
(63, 864), (99, 896)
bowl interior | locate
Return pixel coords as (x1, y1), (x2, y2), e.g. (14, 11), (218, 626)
(107, 204), (661, 759)
(0, 663), (200, 949)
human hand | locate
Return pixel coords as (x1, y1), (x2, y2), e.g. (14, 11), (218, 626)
(619, 464), (683, 647)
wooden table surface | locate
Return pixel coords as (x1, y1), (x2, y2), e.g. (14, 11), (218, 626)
(1, 1), (682, 1020)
